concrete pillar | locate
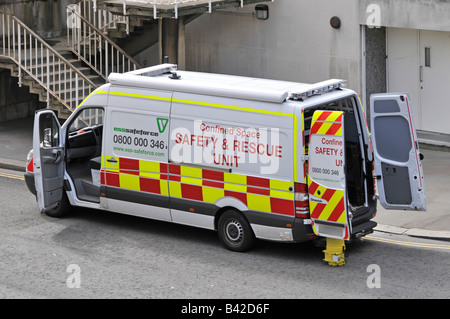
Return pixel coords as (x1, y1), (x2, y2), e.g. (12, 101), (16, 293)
(159, 17), (186, 67)
(178, 16), (186, 69)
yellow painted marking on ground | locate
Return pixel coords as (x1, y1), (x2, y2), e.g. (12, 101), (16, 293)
(0, 172), (24, 181)
(366, 235), (450, 250)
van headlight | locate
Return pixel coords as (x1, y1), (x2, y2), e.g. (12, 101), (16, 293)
(26, 149), (34, 173)
(26, 149), (33, 164)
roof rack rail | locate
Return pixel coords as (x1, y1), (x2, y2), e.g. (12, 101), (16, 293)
(126, 63), (178, 77)
(108, 64), (289, 104)
(290, 79), (347, 100)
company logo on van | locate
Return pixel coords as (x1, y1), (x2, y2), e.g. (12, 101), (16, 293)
(114, 127), (159, 136)
(157, 118), (169, 134)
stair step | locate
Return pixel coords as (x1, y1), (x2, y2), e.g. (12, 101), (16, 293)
(25, 65), (98, 80)
(22, 76), (95, 94)
(108, 29), (128, 39)
(129, 17), (144, 28)
(115, 21), (135, 34)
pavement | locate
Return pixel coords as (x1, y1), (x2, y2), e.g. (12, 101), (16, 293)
(1, 116), (449, 241)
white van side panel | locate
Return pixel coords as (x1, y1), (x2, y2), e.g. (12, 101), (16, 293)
(101, 86), (173, 221)
(170, 92), (295, 181)
(95, 84), (306, 242)
(77, 84), (110, 109)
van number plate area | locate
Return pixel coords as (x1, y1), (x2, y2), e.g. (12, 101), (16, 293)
(307, 111), (350, 240)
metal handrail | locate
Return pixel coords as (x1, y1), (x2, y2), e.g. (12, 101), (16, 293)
(68, 2), (141, 80)
(0, 10), (97, 112)
(79, 0), (128, 33)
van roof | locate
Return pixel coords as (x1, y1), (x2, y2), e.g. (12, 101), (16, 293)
(107, 64), (347, 104)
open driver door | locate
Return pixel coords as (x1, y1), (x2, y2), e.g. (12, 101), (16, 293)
(33, 110), (65, 213)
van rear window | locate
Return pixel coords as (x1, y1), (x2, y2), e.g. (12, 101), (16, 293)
(303, 97), (355, 152)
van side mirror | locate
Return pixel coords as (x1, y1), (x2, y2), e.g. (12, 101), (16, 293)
(419, 153), (424, 161)
(43, 128), (52, 148)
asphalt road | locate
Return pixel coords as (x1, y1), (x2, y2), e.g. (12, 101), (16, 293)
(0, 170), (449, 303)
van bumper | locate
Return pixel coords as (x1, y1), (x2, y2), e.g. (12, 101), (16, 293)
(350, 220), (377, 239)
(350, 201), (377, 240)
(292, 219), (317, 243)
(24, 171), (36, 196)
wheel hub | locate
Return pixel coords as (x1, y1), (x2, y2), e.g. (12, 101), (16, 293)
(226, 220), (243, 243)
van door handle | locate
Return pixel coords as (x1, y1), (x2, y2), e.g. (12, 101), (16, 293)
(107, 158), (118, 164)
(54, 150), (61, 163)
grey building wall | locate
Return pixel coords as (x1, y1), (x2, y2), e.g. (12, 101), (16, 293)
(360, 0), (450, 32)
(185, 0), (362, 93)
(0, 0), (77, 38)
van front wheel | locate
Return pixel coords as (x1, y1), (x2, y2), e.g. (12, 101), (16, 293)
(218, 210), (256, 252)
(44, 192), (72, 218)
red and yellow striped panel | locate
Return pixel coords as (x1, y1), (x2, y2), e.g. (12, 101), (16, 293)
(308, 180), (346, 224)
(308, 110), (348, 239)
(102, 156), (169, 196)
(101, 156), (295, 217)
(310, 111), (343, 136)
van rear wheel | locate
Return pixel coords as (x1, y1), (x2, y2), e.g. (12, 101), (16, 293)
(218, 210), (256, 252)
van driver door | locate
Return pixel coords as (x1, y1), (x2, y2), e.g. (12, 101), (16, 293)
(33, 110), (64, 213)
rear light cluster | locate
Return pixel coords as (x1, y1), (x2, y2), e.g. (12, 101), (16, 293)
(294, 182), (309, 218)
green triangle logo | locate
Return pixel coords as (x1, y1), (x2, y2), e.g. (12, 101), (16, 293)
(157, 118), (169, 133)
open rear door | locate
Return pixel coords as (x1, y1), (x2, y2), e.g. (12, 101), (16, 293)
(33, 110), (65, 213)
(370, 93), (426, 211)
(308, 111), (350, 240)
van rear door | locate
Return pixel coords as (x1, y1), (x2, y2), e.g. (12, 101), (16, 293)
(370, 93), (426, 211)
(33, 110), (65, 213)
(308, 111), (351, 240)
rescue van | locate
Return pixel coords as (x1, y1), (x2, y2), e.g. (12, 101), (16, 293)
(25, 64), (426, 257)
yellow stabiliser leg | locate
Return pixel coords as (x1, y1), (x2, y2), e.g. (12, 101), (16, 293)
(323, 238), (346, 266)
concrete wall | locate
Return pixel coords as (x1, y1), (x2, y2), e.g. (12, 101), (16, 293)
(185, 0), (362, 93)
(360, 0), (450, 31)
(0, 0), (77, 38)
(0, 69), (44, 122)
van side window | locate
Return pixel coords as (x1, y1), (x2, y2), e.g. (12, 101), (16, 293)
(69, 108), (104, 133)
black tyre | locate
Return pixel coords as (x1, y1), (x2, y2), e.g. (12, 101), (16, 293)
(44, 192), (72, 218)
(218, 210), (256, 252)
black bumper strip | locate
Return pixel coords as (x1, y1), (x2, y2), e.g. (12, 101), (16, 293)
(104, 187), (317, 242)
(105, 186), (170, 209)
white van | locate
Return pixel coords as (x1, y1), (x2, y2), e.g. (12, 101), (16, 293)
(25, 64), (426, 252)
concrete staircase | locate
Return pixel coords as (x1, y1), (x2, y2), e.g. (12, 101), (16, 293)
(1, 0), (272, 119)
(67, 1), (142, 81)
(1, 37), (103, 119)
(0, 10), (102, 119)
(0, 2), (144, 120)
